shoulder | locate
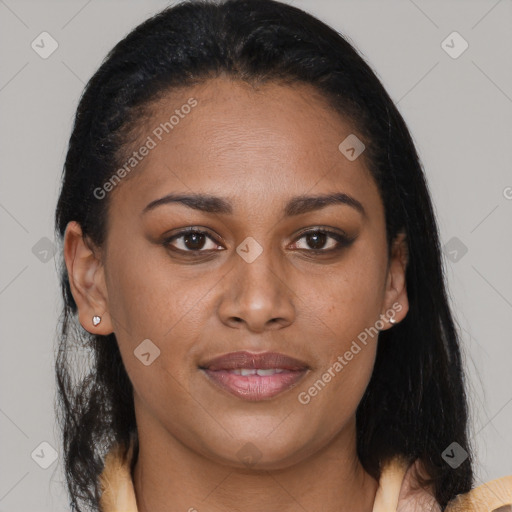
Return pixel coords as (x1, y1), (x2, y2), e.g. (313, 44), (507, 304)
(445, 474), (512, 512)
(396, 458), (441, 512)
(373, 456), (441, 511)
(389, 456), (512, 512)
(98, 442), (138, 512)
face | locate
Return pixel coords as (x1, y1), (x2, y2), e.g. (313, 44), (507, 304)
(65, 77), (409, 470)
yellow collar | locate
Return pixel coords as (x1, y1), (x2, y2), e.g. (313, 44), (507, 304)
(98, 442), (512, 512)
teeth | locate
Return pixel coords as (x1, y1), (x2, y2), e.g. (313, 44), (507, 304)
(256, 368), (283, 376)
(228, 368), (286, 376)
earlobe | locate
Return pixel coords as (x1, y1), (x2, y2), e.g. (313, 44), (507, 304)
(63, 221), (114, 335)
(381, 231), (409, 329)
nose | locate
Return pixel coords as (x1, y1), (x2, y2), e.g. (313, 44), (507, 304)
(217, 248), (296, 333)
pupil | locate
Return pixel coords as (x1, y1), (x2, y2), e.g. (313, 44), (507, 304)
(185, 233), (205, 250)
(307, 232), (326, 249)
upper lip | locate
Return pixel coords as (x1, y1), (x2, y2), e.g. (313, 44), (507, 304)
(199, 351), (309, 371)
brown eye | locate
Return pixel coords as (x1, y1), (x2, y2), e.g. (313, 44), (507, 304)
(181, 232), (207, 250)
(304, 231), (329, 250)
(292, 229), (353, 253)
(163, 229), (221, 253)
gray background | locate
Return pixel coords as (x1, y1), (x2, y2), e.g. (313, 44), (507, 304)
(0, 0), (511, 510)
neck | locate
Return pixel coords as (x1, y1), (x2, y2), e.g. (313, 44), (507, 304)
(132, 410), (378, 512)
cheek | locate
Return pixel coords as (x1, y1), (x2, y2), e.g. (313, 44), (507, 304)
(104, 242), (225, 393)
(105, 241), (211, 339)
(313, 281), (380, 393)
(294, 251), (384, 408)
(105, 251), (210, 421)
(307, 255), (386, 343)
(296, 279), (380, 434)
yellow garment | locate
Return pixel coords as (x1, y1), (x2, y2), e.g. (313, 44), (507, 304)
(98, 442), (512, 512)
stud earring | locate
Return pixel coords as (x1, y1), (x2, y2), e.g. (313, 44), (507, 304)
(389, 317), (396, 324)
(92, 315), (101, 326)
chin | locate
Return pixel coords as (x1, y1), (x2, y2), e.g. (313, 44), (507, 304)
(202, 431), (316, 472)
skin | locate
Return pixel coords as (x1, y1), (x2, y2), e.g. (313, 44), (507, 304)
(64, 77), (409, 512)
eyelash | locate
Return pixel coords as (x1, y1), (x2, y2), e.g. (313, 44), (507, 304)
(162, 227), (354, 256)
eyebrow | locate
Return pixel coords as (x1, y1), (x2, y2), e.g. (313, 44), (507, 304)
(141, 192), (366, 218)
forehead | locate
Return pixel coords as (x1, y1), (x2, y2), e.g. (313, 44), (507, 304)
(108, 77), (382, 220)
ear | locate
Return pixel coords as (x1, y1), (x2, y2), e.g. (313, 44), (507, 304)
(63, 221), (114, 335)
(380, 230), (409, 329)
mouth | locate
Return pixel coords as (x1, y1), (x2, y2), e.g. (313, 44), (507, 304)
(199, 351), (310, 401)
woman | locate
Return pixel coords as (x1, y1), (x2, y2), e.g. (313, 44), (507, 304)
(54, 0), (512, 510)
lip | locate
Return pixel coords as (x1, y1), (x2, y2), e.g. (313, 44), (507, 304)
(200, 351), (309, 371)
(199, 351), (310, 401)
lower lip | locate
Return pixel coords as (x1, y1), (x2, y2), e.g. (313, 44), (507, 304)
(201, 369), (307, 401)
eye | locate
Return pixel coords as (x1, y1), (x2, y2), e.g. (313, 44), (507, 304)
(162, 226), (355, 256)
(162, 228), (223, 253)
(290, 228), (354, 253)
